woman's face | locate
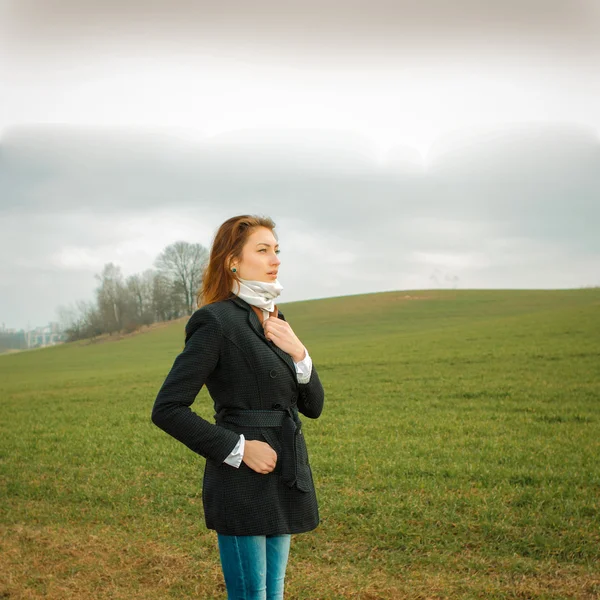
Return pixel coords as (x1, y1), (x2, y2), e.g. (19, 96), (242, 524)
(232, 226), (281, 283)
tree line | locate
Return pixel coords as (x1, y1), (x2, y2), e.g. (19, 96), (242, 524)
(58, 241), (208, 341)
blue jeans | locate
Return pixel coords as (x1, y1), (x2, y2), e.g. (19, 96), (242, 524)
(217, 534), (291, 600)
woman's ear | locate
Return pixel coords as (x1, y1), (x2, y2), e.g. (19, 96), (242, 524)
(227, 255), (238, 272)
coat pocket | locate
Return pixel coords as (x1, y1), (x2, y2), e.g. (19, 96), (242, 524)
(294, 429), (313, 493)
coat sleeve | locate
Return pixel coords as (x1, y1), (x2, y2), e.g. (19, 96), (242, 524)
(278, 310), (325, 419)
(297, 366), (325, 419)
(151, 308), (240, 463)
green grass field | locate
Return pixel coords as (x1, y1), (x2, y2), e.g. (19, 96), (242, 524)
(1, 289), (599, 599)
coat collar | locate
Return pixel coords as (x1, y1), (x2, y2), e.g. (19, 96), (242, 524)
(229, 296), (297, 380)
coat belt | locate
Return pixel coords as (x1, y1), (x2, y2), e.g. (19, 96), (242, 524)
(215, 408), (301, 489)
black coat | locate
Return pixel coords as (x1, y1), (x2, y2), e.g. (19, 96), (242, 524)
(151, 295), (325, 535)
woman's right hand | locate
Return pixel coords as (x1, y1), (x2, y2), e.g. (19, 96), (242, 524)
(242, 440), (277, 474)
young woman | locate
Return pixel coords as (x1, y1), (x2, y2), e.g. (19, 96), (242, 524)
(151, 215), (325, 599)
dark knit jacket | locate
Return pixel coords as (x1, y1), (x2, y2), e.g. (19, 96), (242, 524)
(151, 295), (325, 535)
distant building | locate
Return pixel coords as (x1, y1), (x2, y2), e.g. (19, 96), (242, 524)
(0, 323), (17, 334)
(26, 322), (67, 348)
(1, 321), (67, 353)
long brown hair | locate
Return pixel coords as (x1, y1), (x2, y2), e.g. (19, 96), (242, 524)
(199, 215), (277, 306)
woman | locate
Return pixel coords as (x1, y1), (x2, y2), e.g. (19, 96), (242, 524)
(151, 215), (325, 599)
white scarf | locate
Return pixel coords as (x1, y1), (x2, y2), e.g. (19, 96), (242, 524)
(233, 278), (283, 321)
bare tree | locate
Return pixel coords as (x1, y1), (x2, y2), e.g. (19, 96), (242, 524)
(152, 271), (173, 322)
(58, 300), (104, 341)
(53, 241), (210, 341)
(154, 241), (208, 315)
(76, 300), (104, 339)
(56, 304), (79, 334)
(127, 270), (155, 325)
(95, 263), (131, 333)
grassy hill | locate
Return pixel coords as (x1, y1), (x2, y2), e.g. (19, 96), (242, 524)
(1, 289), (599, 599)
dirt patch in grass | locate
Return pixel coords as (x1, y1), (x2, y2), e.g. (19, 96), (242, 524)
(397, 294), (434, 301)
(0, 524), (224, 600)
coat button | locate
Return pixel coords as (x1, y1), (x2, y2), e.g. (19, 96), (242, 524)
(269, 370), (277, 378)
(272, 403), (282, 409)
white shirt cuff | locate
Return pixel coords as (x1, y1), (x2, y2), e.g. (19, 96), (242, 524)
(223, 434), (245, 468)
(294, 347), (313, 384)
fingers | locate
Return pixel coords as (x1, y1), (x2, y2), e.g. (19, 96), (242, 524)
(255, 457), (276, 474)
(259, 452), (277, 473)
(242, 440), (278, 475)
(263, 318), (290, 336)
(263, 319), (299, 350)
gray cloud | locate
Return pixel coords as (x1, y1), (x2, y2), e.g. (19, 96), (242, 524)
(1, 122), (599, 329)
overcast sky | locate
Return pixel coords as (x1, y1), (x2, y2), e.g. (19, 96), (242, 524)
(1, 1), (599, 330)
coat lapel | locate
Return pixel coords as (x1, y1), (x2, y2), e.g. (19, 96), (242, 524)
(229, 296), (297, 380)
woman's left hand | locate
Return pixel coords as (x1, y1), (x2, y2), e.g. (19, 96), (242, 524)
(263, 318), (306, 363)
